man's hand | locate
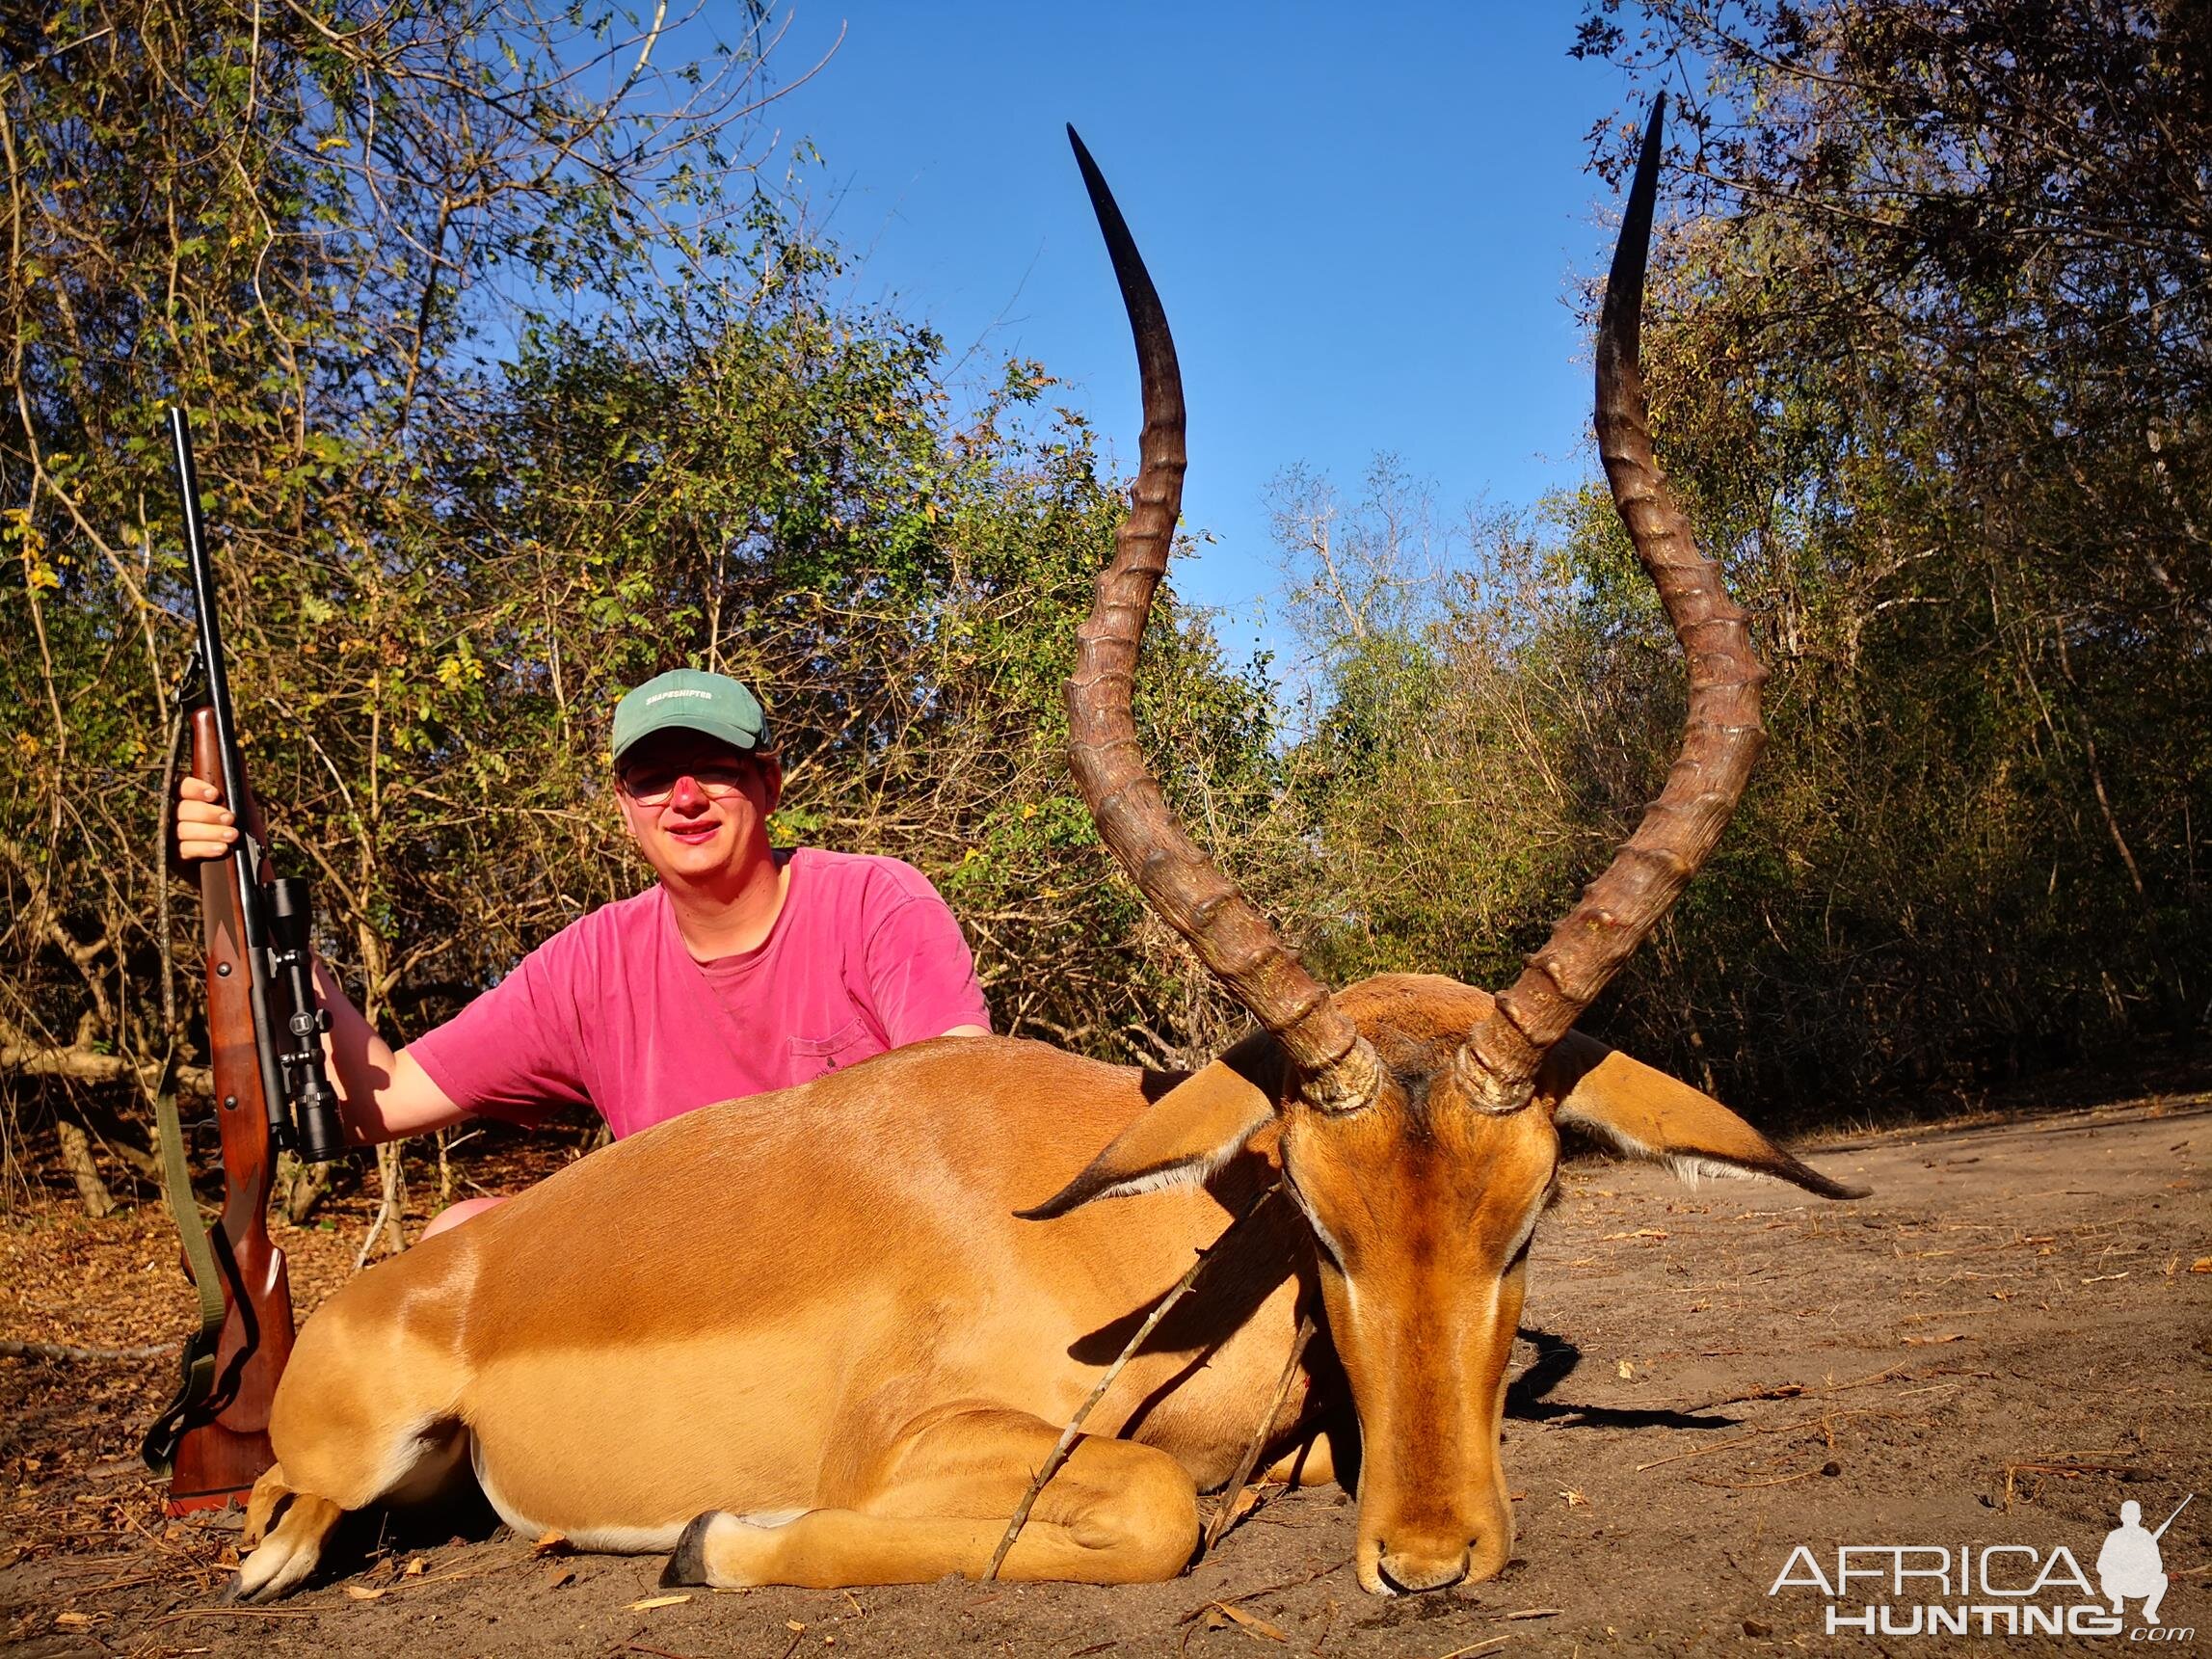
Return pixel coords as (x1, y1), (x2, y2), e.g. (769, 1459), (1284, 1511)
(175, 774), (240, 862)
(173, 776), (464, 1143)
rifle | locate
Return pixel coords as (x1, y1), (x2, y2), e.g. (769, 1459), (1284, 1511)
(142, 406), (349, 1513)
(2152, 1493), (2193, 1540)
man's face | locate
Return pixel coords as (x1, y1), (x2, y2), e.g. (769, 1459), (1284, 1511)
(613, 730), (782, 886)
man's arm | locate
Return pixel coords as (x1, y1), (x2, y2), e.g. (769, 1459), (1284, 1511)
(311, 961), (468, 1142)
(179, 773), (465, 1144)
(859, 866), (994, 1047)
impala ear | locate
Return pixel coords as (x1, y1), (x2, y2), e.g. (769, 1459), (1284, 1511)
(1543, 1031), (1870, 1200)
(1018, 1033), (1282, 1220)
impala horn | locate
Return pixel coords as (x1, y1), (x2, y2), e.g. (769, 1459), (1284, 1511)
(1454, 94), (1770, 1116)
(1062, 125), (1380, 1114)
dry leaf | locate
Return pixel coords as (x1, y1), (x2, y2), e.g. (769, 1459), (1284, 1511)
(786, 1619), (808, 1632)
(531, 1529), (571, 1557)
(627, 1592), (691, 1611)
(2189, 1257), (2210, 1273)
(545, 1564), (576, 1589)
(1196, 1602), (1287, 1642)
(1559, 1488), (1588, 1507)
(404, 1556), (427, 1577)
(1615, 1358), (1635, 1379)
(343, 1584), (386, 1602)
(54, 1612), (95, 1627)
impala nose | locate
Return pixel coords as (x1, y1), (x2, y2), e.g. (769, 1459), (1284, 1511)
(1375, 1540), (1472, 1594)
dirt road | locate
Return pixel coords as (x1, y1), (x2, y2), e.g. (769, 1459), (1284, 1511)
(6, 1093), (2207, 1655)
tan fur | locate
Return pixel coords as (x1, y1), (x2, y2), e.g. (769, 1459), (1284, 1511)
(238, 975), (1860, 1601)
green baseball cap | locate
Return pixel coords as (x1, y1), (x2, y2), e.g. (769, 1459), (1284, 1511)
(611, 669), (771, 763)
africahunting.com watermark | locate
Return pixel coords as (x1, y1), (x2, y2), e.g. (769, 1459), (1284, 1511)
(1768, 1497), (2195, 1639)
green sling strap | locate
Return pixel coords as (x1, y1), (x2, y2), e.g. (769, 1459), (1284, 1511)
(140, 1045), (228, 1477)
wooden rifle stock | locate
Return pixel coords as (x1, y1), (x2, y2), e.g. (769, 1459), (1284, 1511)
(166, 707), (296, 1513)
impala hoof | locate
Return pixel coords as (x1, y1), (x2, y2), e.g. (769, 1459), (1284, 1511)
(661, 1512), (720, 1587)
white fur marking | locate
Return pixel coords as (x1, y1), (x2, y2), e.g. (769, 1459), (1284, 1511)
(733, 1509), (807, 1529)
(468, 1439), (549, 1543)
(1666, 1154), (1757, 1188)
(1088, 1137), (1246, 1206)
(568, 1521), (689, 1553)
(1503, 1198), (1544, 1266)
(1557, 1110), (1778, 1188)
(1283, 1178), (1347, 1265)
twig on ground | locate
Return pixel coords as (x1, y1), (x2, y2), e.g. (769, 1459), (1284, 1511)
(1682, 1360), (1914, 1413)
(149, 1606), (317, 1625)
(1635, 1406), (1917, 1472)
(67, 1572), (163, 1594)
(1179, 1557), (1351, 1622)
(0, 1338), (176, 1362)
(1204, 1314), (1317, 1553)
(1999, 1458), (2151, 1509)
(1688, 1468), (1822, 1490)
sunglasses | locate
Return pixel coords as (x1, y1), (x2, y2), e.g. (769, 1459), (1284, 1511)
(616, 756), (765, 808)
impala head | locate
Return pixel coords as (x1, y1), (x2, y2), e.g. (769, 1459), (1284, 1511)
(1028, 106), (1867, 1596)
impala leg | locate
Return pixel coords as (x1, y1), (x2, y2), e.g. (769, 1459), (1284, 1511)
(241, 1463), (294, 1548)
(1262, 1426), (1342, 1488)
(662, 1407), (1199, 1589)
(230, 1485), (346, 1603)
(233, 1298), (470, 1602)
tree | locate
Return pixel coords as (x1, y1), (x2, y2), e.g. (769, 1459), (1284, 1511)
(1262, 1), (2208, 1110)
(1551, 0), (2209, 1097)
(0, 1), (1282, 1221)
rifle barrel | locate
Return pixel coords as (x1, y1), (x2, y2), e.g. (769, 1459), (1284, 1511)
(171, 406), (293, 1149)
(2152, 1492), (2192, 1539)
(170, 410), (253, 876)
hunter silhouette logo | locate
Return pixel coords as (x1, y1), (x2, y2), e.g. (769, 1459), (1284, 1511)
(2098, 1496), (2190, 1628)
(1767, 1493), (2196, 1639)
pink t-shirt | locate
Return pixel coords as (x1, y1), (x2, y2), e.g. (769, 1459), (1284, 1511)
(408, 848), (991, 1139)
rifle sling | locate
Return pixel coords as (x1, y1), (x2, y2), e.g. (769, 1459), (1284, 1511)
(141, 1046), (229, 1477)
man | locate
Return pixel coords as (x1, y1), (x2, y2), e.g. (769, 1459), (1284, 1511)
(2096, 1499), (2175, 1626)
(175, 669), (991, 1234)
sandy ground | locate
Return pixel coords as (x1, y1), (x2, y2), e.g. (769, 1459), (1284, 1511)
(4, 1090), (2208, 1657)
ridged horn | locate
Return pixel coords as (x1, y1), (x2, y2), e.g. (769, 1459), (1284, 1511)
(1454, 94), (1769, 1115)
(1062, 125), (1378, 1114)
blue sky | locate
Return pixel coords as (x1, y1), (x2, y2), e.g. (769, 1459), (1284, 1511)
(720, 4), (1643, 659)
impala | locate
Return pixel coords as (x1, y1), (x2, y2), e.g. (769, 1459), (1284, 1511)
(233, 100), (1864, 1603)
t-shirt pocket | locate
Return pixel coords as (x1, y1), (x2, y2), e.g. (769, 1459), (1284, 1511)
(786, 1018), (878, 1085)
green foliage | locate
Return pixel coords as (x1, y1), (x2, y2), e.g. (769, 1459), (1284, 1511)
(0, 0), (1281, 1193)
(1275, 0), (2207, 1118)
(9, 0), (2200, 1213)
(1561, 0), (2209, 1101)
